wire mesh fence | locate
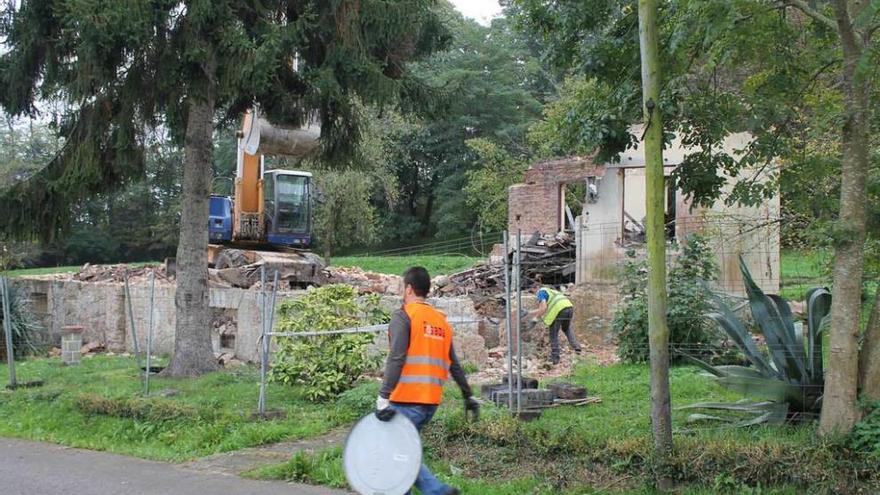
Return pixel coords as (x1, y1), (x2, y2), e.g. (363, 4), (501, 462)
(0, 208), (846, 436)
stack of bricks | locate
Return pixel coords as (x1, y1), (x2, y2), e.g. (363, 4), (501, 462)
(61, 325), (84, 365)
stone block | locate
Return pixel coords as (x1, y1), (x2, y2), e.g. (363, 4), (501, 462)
(491, 388), (556, 409)
(547, 382), (587, 400)
(502, 374), (539, 390)
(477, 320), (500, 349)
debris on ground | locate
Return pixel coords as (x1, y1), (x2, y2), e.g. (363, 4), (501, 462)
(73, 263), (170, 284)
(324, 266), (401, 295)
(80, 341), (106, 355)
(433, 232), (576, 299)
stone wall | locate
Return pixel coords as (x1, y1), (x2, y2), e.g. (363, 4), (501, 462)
(12, 278), (490, 365)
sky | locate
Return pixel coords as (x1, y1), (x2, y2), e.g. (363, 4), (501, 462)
(449, 0), (503, 25)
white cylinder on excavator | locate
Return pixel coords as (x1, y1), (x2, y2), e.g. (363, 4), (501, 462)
(241, 108), (321, 158)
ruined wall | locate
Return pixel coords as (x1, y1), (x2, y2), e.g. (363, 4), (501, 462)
(508, 157), (606, 238)
(13, 278), (490, 365)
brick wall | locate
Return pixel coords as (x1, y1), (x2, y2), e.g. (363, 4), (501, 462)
(508, 156), (606, 236)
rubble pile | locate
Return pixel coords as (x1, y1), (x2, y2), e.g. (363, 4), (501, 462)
(324, 266), (401, 295)
(515, 232), (576, 285)
(73, 263), (171, 283)
(432, 232), (576, 300)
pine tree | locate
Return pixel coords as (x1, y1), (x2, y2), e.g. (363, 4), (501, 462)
(0, 0), (449, 376)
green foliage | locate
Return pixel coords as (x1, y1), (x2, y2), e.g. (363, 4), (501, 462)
(682, 257), (832, 424)
(245, 447), (347, 488)
(0, 0), (450, 241)
(269, 285), (389, 401)
(506, 0), (849, 208)
(463, 138), (528, 232)
(75, 393), (198, 422)
(528, 76), (634, 161)
(849, 403), (880, 459)
(0, 281), (44, 359)
(312, 171), (379, 258)
(613, 234), (720, 363)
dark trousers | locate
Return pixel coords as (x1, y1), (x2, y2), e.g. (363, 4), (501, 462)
(549, 307), (580, 360)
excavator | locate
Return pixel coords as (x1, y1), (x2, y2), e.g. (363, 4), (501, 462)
(207, 110), (326, 288)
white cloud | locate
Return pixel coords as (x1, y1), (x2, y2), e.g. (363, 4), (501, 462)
(449, 0), (503, 26)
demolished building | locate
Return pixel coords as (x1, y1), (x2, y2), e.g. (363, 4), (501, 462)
(508, 129), (781, 299)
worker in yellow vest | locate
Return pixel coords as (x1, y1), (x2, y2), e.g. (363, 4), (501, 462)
(375, 266), (479, 495)
(527, 285), (582, 364)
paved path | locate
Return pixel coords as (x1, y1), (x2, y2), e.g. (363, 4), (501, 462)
(0, 438), (348, 495)
(183, 428), (348, 476)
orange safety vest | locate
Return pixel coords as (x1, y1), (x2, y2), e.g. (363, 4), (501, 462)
(389, 302), (453, 405)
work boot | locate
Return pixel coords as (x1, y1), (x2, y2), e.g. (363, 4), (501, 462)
(446, 489), (460, 495)
(550, 355), (560, 365)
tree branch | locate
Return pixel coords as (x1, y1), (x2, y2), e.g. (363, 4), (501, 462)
(780, 0), (840, 32)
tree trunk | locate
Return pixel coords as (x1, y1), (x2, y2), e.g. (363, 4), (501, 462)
(820, 1), (869, 435)
(638, 0), (673, 489)
(163, 92), (219, 378)
(860, 287), (880, 401)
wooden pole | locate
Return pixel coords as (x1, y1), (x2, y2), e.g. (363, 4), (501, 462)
(637, 0), (673, 489)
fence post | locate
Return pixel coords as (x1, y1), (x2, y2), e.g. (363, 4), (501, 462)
(502, 232), (513, 412)
(144, 270), (155, 396)
(2, 278), (16, 388)
(258, 266), (267, 416)
(516, 230), (523, 414)
(123, 270), (141, 367)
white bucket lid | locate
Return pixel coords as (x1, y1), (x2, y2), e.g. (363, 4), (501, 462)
(343, 412), (422, 495)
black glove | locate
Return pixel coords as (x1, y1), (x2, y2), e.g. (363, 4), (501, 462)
(376, 407), (397, 422)
(375, 396), (396, 422)
(464, 396), (480, 421)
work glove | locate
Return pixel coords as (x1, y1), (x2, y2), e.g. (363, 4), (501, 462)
(464, 396), (480, 422)
(375, 396), (396, 422)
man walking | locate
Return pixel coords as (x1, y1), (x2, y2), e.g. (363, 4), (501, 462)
(527, 285), (582, 364)
(376, 266), (479, 495)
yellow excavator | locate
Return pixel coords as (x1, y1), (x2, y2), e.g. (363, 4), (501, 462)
(207, 110), (326, 288)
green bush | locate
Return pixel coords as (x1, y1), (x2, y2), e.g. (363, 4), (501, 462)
(269, 285), (389, 401)
(613, 234), (720, 363)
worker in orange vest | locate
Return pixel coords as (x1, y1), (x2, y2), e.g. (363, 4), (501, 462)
(376, 266), (479, 495)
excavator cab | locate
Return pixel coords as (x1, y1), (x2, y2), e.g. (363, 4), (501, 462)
(263, 170), (312, 247)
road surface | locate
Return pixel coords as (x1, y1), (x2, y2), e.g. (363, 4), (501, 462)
(0, 438), (348, 495)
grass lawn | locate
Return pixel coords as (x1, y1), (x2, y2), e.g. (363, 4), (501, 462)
(246, 359), (875, 494)
(330, 255), (480, 276)
(779, 249), (831, 301)
(2, 355), (875, 492)
(0, 356), (364, 461)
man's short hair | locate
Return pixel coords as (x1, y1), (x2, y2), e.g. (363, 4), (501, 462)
(403, 266), (431, 297)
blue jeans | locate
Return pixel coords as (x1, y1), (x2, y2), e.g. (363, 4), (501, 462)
(390, 403), (451, 495)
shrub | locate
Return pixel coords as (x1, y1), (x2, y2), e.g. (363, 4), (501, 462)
(613, 234), (719, 363)
(269, 285), (389, 401)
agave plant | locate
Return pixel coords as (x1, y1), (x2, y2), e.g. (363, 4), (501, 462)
(681, 256), (832, 425)
(0, 280), (44, 360)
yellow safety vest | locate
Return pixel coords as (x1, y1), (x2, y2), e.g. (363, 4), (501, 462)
(541, 287), (573, 326)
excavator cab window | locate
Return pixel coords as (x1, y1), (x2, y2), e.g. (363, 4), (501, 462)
(272, 173), (310, 234)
